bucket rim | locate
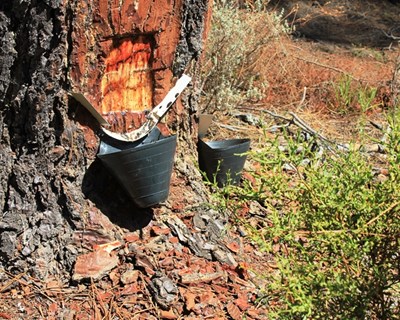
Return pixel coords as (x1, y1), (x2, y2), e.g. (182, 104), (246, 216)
(98, 134), (177, 158)
(198, 138), (250, 151)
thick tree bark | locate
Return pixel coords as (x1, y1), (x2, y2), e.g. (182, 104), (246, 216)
(0, 0), (211, 278)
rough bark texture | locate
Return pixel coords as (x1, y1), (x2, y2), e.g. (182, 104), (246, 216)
(0, 0), (211, 278)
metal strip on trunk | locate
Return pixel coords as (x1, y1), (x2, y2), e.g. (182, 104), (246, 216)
(101, 74), (191, 142)
(70, 92), (110, 127)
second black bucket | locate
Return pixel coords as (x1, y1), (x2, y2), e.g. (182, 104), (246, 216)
(97, 128), (177, 208)
(198, 138), (250, 187)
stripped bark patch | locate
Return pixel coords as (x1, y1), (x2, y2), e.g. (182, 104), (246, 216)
(101, 37), (154, 114)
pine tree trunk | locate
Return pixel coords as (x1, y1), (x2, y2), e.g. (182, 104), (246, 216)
(0, 0), (211, 278)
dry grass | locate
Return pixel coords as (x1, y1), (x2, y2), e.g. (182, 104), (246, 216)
(205, 4), (400, 144)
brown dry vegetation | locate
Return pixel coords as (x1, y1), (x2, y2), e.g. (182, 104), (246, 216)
(255, 0), (400, 140)
(1, 0), (400, 319)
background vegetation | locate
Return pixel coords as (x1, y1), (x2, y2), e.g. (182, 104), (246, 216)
(201, 1), (400, 319)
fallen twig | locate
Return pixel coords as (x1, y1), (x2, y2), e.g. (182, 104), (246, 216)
(215, 122), (253, 132)
(0, 273), (25, 293)
(369, 121), (384, 131)
(382, 27), (400, 40)
(390, 54), (400, 107)
(0, 271), (57, 304)
(263, 110), (292, 122)
(297, 87), (307, 110)
(294, 56), (360, 81)
(288, 112), (348, 153)
(260, 110), (348, 154)
(366, 201), (400, 227)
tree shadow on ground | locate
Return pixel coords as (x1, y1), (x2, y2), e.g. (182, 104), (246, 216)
(82, 158), (153, 232)
(269, 0), (400, 48)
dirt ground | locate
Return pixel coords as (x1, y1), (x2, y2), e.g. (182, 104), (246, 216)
(1, 1), (400, 319)
(260, 0), (400, 139)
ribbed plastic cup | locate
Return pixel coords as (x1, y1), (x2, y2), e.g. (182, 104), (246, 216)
(97, 128), (177, 208)
(197, 138), (250, 187)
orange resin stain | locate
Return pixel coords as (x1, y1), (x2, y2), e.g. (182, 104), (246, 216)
(101, 37), (153, 115)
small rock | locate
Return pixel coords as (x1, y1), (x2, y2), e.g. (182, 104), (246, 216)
(376, 174), (388, 183)
(362, 144), (381, 153)
(203, 242), (216, 251)
(77, 284), (86, 292)
(124, 233), (140, 243)
(237, 226), (247, 237)
(225, 240), (241, 253)
(282, 162), (296, 172)
(234, 113), (260, 126)
(193, 213), (207, 231)
(21, 246), (32, 256)
(212, 249), (238, 267)
(151, 225), (171, 236)
(210, 219), (225, 233)
(300, 158), (311, 167)
(148, 271), (178, 310)
(109, 269), (120, 286)
(134, 253), (155, 276)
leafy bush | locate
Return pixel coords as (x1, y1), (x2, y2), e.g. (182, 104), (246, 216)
(200, 0), (291, 113)
(212, 114), (400, 319)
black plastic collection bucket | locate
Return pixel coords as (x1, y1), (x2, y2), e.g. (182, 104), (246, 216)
(197, 138), (250, 187)
(97, 128), (177, 208)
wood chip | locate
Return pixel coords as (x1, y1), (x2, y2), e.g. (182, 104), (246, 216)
(159, 309), (177, 319)
(180, 271), (225, 284)
(235, 295), (250, 311)
(225, 241), (240, 253)
(93, 240), (124, 253)
(184, 291), (196, 311)
(226, 301), (242, 320)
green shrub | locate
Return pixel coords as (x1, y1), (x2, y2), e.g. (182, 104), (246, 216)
(331, 75), (380, 119)
(212, 114), (400, 319)
(332, 74), (357, 114)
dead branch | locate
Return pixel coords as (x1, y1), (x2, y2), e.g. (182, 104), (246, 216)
(238, 107), (387, 155)
(261, 110), (348, 154)
(382, 26), (400, 40)
(297, 86), (307, 110)
(288, 112), (348, 152)
(215, 123), (250, 132)
(294, 56), (360, 81)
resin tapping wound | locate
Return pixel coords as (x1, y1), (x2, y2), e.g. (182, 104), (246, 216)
(101, 37), (153, 114)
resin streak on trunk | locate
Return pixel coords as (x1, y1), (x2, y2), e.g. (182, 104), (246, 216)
(101, 38), (153, 114)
